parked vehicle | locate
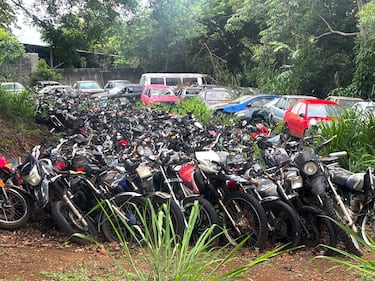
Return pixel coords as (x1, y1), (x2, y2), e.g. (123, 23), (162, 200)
(92, 84), (144, 102)
(0, 82), (25, 94)
(0, 156), (30, 229)
(140, 84), (179, 106)
(283, 99), (344, 139)
(269, 95), (317, 125)
(351, 101), (375, 116)
(37, 85), (77, 97)
(292, 135), (364, 256)
(103, 80), (132, 90)
(198, 87), (237, 108)
(33, 80), (61, 92)
(71, 80), (104, 95)
(235, 98), (280, 125)
(222, 94), (279, 114)
(176, 85), (205, 100)
(179, 149), (269, 249)
(139, 73), (216, 87)
(325, 96), (364, 108)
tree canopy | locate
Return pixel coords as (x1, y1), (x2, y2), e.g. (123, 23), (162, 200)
(5, 0), (375, 98)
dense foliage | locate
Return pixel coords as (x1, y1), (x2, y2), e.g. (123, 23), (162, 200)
(29, 59), (62, 86)
(4, 0), (375, 97)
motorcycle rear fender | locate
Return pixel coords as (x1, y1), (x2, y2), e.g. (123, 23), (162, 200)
(259, 196), (281, 204)
(310, 175), (326, 196)
(297, 205), (322, 215)
(147, 191), (172, 200)
(111, 191), (144, 201)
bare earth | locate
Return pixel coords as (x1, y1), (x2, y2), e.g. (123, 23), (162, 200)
(0, 216), (373, 281)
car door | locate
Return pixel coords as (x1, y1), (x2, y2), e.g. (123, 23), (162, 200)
(271, 98), (287, 124)
(287, 102), (305, 137)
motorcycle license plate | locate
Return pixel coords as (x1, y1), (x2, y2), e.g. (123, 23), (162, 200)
(136, 166), (152, 179)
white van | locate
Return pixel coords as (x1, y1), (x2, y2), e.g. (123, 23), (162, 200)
(139, 73), (216, 87)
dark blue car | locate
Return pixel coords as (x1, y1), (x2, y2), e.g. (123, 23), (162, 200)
(223, 94), (279, 113)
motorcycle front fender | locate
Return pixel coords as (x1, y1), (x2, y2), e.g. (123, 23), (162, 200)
(310, 175), (326, 196)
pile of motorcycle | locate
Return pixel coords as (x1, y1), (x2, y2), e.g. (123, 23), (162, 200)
(0, 93), (373, 257)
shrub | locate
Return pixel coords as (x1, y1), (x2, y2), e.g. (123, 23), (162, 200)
(29, 59), (62, 86)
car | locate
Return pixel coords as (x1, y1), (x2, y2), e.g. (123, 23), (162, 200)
(33, 80), (61, 92)
(325, 96), (364, 108)
(0, 82), (25, 94)
(103, 80), (132, 90)
(235, 97), (280, 124)
(198, 86), (237, 108)
(283, 99), (344, 139)
(223, 94), (279, 114)
(140, 84), (179, 106)
(269, 95), (317, 124)
(351, 101), (375, 117)
(91, 84), (144, 102)
(71, 80), (104, 95)
(38, 85), (77, 97)
(176, 85), (205, 100)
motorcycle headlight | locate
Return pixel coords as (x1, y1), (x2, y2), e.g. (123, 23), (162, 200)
(302, 161), (318, 176)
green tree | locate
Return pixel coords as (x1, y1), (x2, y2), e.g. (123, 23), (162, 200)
(29, 59), (62, 86)
(12, 0), (137, 68)
(0, 27), (25, 81)
(0, 1), (16, 28)
(351, 0), (375, 99)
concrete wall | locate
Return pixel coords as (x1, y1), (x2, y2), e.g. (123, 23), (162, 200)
(56, 68), (141, 87)
(11, 53), (141, 87)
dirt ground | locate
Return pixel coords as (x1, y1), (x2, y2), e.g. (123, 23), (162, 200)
(0, 114), (373, 281)
(0, 216), (373, 281)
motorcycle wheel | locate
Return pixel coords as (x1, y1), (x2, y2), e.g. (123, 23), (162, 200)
(322, 196), (363, 256)
(150, 195), (186, 238)
(261, 199), (301, 249)
(182, 196), (220, 245)
(51, 200), (98, 244)
(358, 208), (375, 248)
(100, 195), (149, 245)
(0, 187), (30, 229)
(298, 208), (337, 255)
(222, 192), (268, 249)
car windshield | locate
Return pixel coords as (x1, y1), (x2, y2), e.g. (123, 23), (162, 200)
(307, 104), (343, 118)
(338, 99), (361, 108)
(230, 95), (252, 104)
(150, 88), (174, 96)
(205, 91), (232, 101)
(1, 83), (23, 90)
(80, 82), (101, 89)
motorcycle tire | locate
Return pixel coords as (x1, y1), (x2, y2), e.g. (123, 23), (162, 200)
(50, 200), (98, 245)
(222, 192), (268, 250)
(358, 208), (375, 248)
(182, 196), (220, 245)
(150, 195), (186, 238)
(322, 196), (363, 256)
(298, 207), (338, 255)
(261, 199), (301, 249)
(100, 194), (149, 245)
(0, 187), (30, 229)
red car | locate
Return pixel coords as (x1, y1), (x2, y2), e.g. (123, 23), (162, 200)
(283, 99), (344, 139)
(140, 84), (179, 106)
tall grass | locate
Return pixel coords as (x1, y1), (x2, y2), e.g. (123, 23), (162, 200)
(54, 200), (284, 281)
(315, 220), (375, 281)
(0, 89), (36, 120)
(318, 110), (375, 172)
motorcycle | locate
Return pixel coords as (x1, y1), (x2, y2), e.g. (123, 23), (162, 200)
(293, 135), (364, 256)
(0, 156), (30, 229)
(179, 149), (269, 249)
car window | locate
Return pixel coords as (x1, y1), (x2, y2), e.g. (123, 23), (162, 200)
(291, 102), (302, 114)
(166, 78), (181, 86)
(150, 78), (164, 84)
(307, 104), (343, 118)
(205, 91), (231, 101)
(276, 98), (286, 110)
(297, 103), (306, 116)
(182, 77), (198, 84)
(252, 98), (273, 107)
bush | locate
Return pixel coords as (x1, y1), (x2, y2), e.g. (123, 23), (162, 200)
(0, 88), (36, 120)
(29, 59), (62, 86)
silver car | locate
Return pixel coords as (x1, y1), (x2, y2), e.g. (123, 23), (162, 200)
(269, 95), (317, 124)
